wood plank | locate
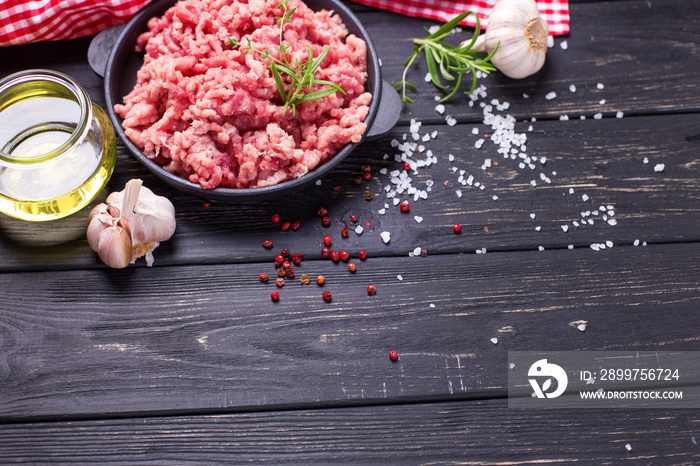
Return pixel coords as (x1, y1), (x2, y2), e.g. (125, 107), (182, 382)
(0, 399), (697, 464)
(1, 111), (698, 272)
(358, 0), (700, 124)
(0, 243), (697, 421)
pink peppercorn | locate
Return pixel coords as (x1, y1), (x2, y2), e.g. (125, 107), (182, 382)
(389, 350), (398, 361)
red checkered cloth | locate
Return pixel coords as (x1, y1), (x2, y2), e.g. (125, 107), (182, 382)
(351, 0), (570, 35)
(0, 0), (152, 47)
(0, 0), (569, 48)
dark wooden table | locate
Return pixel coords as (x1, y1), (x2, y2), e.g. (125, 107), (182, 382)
(1, 0), (698, 463)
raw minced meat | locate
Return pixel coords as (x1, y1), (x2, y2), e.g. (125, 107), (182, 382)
(114, 0), (371, 189)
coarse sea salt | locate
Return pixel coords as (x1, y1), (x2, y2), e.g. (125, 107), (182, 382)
(654, 163), (665, 172)
(380, 231), (391, 243)
(490, 337), (498, 344)
(414, 215), (423, 223)
(545, 91), (557, 100)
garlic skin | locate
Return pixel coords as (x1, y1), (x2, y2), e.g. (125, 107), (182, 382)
(474, 0), (549, 79)
(87, 179), (176, 268)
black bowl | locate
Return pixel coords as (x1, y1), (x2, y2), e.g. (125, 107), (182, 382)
(89, 0), (401, 201)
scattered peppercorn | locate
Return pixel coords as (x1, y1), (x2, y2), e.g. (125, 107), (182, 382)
(362, 172), (372, 181)
(361, 165), (371, 173)
(341, 226), (349, 238)
(317, 206), (328, 217)
(348, 262), (356, 273)
(358, 250), (367, 260)
(202, 201), (211, 208)
(292, 220), (301, 231)
(350, 215), (358, 224)
(321, 216), (331, 227)
(316, 275), (325, 285)
(323, 235), (332, 246)
(281, 221), (291, 232)
(300, 274), (311, 285)
(280, 248), (290, 258)
(453, 224), (462, 234)
(399, 202), (410, 212)
(354, 175), (363, 184)
(340, 250), (350, 262)
(484, 225), (489, 233)
(271, 213), (280, 223)
(286, 267), (295, 278)
(292, 254), (303, 265)
(330, 250), (340, 262)
(259, 273), (269, 282)
(322, 290), (332, 302)
(276, 278), (285, 287)
(271, 291), (280, 301)
(403, 162), (410, 171)
(420, 249), (428, 257)
(262, 240), (274, 249)
(321, 247), (332, 259)
(277, 267), (286, 277)
(275, 255), (285, 267)
(282, 260), (292, 270)
(389, 350), (398, 361)
(364, 192), (373, 201)
(367, 284), (377, 295)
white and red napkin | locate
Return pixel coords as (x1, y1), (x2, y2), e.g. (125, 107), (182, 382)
(0, 0), (569, 48)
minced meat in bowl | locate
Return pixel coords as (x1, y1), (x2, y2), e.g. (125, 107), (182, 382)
(111, 0), (377, 197)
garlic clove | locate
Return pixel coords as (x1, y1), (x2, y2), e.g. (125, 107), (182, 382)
(95, 222), (132, 269)
(476, 0), (549, 79)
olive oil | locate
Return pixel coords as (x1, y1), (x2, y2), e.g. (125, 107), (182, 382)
(0, 70), (116, 221)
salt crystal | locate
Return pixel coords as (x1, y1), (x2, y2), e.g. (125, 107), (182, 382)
(582, 194), (589, 201)
(397, 274), (403, 281)
(569, 84), (576, 93)
(355, 225), (364, 235)
(633, 239), (640, 246)
(446, 115), (457, 126)
(378, 208), (386, 215)
(608, 219), (618, 226)
(412, 246), (422, 256)
(429, 303), (435, 308)
(448, 154), (455, 162)
(315, 180), (322, 186)
(547, 35), (554, 48)
(643, 157), (649, 164)
(625, 444), (632, 452)
(586, 377), (595, 385)
(538, 246), (545, 251)
(616, 111), (624, 118)
(599, 99), (606, 105)
(573, 221), (579, 227)
(654, 163), (665, 172)
(471, 127), (479, 135)
(593, 113), (603, 119)
(597, 83), (605, 90)
(380, 231), (391, 243)
(492, 195), (498, 201)
(606, 240), (613, 248)
(490, 337), (498, 344)
(509, 363), (516, 370)
(559, 115), (569, 121)
(568, 244), (574, 249)
(577, 323), (587, 332)
(527, 125), (533, 132)
(561, 225), (569, 232)
(435, 104), (445, 114)
(424, 73), (432, 83)
(569, 188), (575, 194)
(530, 213), (536, 219)
(414, 216), (423, 223)
(530, 180), (537, 186)
(523, 93), (529, 99)
(475, 139), (485, 149)
(545, 91), (557, 100)
(379, 167), (388, 175)
(560, 40), (568, 50)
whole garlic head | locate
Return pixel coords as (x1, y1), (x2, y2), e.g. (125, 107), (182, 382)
(87, 179), (176, 268)
(475, 0), (549, 79)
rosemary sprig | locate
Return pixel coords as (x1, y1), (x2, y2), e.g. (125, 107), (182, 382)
(227, 0), (345, 116)
(395, 11), (498, 104)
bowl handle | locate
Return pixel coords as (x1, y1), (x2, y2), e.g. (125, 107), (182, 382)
(363, 80), (402, 141)
(88, 25), (126, 78)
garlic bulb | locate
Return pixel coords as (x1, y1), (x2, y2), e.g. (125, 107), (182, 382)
(87, 179), (176, 268)
(472, 0), (549, 79)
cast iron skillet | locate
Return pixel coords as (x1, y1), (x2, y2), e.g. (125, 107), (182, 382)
(89, 0), (401, 201)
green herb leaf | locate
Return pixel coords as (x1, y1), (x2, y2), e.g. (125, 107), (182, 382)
(395, 11), (496, 104)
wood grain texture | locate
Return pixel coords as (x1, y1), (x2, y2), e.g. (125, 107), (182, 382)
(0, 400), (697, 464)
(0, 243), (697, 421)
